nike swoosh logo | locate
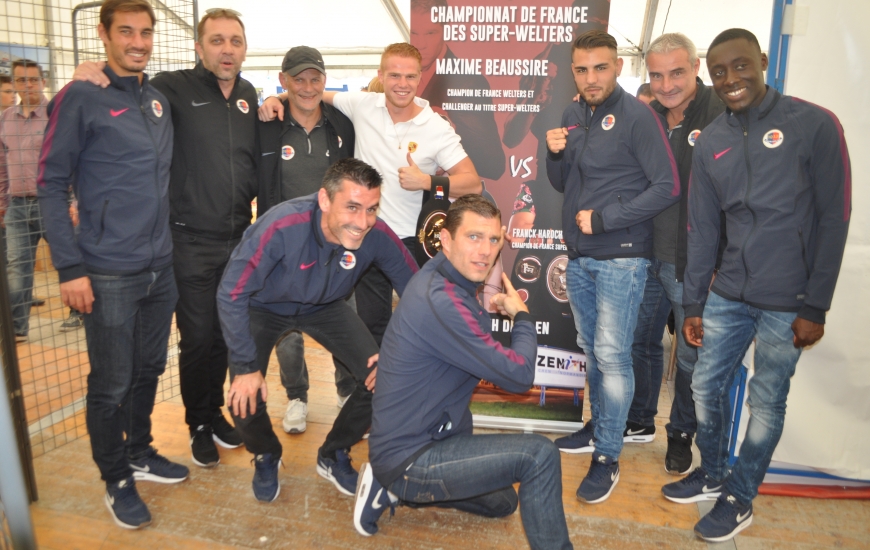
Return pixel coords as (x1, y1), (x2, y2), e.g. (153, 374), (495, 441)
(110, 108), (129, 117)
(130, 464), (150, 472)
(300, 261), (316, 270)
(714, 147), (732, 160)
(372, 488), (384, 509)
(736, 510), (751, 522)
(262, 152), (275, 156)
(626, 428), (646, 435)
(701, 485), (721, 493)
(611, 471), (618, 481)
(108, 495), (114, 505)
(191, 101), (210, 107)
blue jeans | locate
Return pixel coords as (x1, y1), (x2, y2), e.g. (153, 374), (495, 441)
(388, 433), (572, 550)
(629, 260), (697, 435)
(567, 256), (648, 459)
(692, 292), (801, 504)
(5, 197), (44, 335)
(84, 266), (178, 483)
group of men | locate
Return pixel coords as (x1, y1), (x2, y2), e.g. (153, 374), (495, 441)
(23, 0), (850, 546)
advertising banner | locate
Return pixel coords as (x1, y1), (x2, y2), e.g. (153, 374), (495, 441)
(411, 0), (609, 423)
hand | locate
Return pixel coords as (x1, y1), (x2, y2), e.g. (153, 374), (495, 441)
(227, 372), (268, 419)
(69, 202), (79, 227)
(682, 317), (704, 347)
(73, 61), (109, 88)
(576, 210), (593, 234)
(398, 152), (430, 192)
(572, 93), (581, 102)
(365, 353), (379, 392)
(792, 317), (824, 348)
(258, 96), (284, 122)
(490, 274), (529, 319)
(546, 127), (568, 154)
(60, 276), (94, 314)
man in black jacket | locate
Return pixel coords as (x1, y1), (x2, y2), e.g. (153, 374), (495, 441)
(624, 33), (725, 475)
(73, 9), (260, 467)
(256, 46), (357, 435)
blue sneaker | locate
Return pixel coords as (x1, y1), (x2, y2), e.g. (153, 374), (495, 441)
(105, 477), (151, 529)
(576, 452), (619, 504)
(129, 447), (189, 484)
(252, 453), (281, 502)
(694, 491), (753, 542)
(353, 462), (397, 536)
(317, 448), (358, 496)
(661, 467), (722, 504)
(554, 421), (595, 454)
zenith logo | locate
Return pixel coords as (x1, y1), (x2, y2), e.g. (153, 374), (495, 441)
(300, 261), (316, 270)
(110, 108), (129, 117)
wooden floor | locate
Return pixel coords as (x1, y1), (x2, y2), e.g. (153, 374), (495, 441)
(27, 335), (870, 549)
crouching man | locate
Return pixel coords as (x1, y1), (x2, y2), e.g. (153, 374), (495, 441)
(354, 195), (573, 550)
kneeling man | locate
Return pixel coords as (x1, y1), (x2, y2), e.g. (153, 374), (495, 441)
(355, 195), (573, 550)
(217, 158), (418, 501)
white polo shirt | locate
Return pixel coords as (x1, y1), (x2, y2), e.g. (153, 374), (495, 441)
(332, 92), (468, 239)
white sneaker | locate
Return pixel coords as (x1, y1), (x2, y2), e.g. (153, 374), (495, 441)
(282, 399), (307, 434)
(337, 393), (350, 409)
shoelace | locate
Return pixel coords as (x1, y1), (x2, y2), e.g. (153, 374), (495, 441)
(335, 452), (356, 476)
(570, 425), (594, 439)
(682, 468), (709, 486)
(708, 496), (743, 521)
(587, 460), (613, 483)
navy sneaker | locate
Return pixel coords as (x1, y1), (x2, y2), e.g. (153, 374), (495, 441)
(129, 447), (189, 484)
(105, 477), (151, 529)
(212, 413), (243, 449)
(317, 448), (358, 496)
(623, 421), (656, 443)
(554, 421), (595, 454)
(694, 491), (753, 542)
(252, 453), (281, 502)
(665, 432), (693, 475)
(353, 462), (397, 536)
(661, 467), (722, 503)
(576, 452), (619, 504)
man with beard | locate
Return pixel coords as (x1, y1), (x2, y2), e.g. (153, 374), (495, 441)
(73, 9), (259, 467)
(546, 30), (679, 503)
(217, 159), (418, 502)
(354, 195), (572, 550)
(625, 33), (725, 475)
(663, 29), (850, 542)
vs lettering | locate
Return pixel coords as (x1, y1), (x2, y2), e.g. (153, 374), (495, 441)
(510, 155), (533, 178)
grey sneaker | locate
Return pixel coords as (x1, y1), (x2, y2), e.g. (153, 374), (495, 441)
(60, 311), (84, 332)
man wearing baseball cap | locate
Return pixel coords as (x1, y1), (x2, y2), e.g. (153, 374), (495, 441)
(256, 45), (357, 438)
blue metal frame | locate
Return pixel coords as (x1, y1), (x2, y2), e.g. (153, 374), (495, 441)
(767, 0), (794, 92)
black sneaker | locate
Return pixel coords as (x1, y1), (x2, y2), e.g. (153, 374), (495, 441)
(129, 447), (189, 483)
(665, 432), (693, 475)
(105, 477), (151, 529)
(212, 413), (243, 448)
(354, 462), (396, 536)
(576, 452), (620, 504)
(694, 491), (753, 542)
(554, 421), (595, 454)
(661, 467), (722, 503)
(252, 453), (281, 502)
(623, 421), (656, 443)
(190, 424), (220, 467)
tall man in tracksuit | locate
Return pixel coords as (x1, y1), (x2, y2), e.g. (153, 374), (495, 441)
(546, 30), (679, 504)
(217, 158), (418, 502)
(355, 195), (572, 550)
(662, 29), (851, 542)
(38, 0), (189, 529)
(625, 33), (725, 475)
(73, 9), (259, 467)
(257, 46), (357, 435)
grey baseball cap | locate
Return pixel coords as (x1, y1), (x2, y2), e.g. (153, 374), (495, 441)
(282, 46), (325, 76)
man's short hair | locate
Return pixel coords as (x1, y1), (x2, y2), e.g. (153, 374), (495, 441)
(11, 59), (43, 76)
(572, 30), (618, 57)
(636, 83), (652, 98)
(197, 8), (246, 46)
(99, 0), (156, 32)
(647, 32), (698, 66)
(0, 75), (11, 85)
(321, 158), (383, 200)
(444, 194), (501, 237)
(709, 28), (761, 55)
(381, 43), (422, 70)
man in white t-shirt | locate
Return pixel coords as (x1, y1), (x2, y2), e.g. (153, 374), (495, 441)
(260, 42), (481, 348)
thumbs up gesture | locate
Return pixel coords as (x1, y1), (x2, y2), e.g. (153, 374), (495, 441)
(398, 151), (430, 191)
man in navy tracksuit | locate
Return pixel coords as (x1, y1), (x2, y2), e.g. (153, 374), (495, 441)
(38, 0), (188, 529)
(546, 30), (679, 503)
(662, 29), (851, 542)
(217, 158), (418, 502)
(354, 195), (572, 549)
